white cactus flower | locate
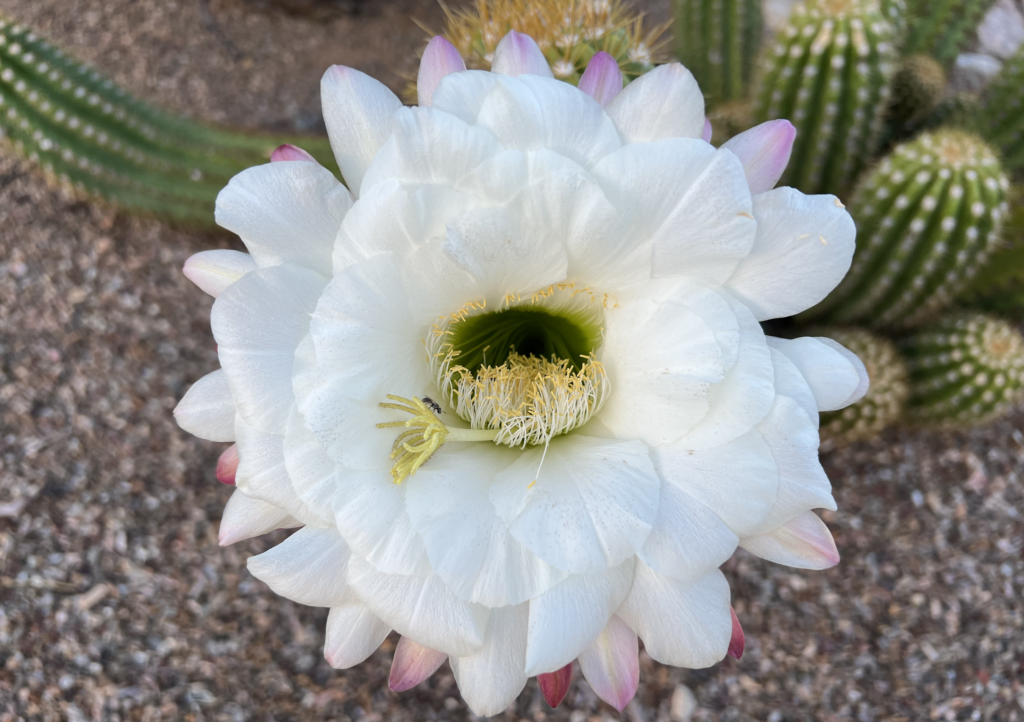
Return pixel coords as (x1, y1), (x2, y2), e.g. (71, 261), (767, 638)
(174, 31), (867, 716)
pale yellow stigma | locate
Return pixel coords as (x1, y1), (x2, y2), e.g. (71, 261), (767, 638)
(376, 395), (498, 484)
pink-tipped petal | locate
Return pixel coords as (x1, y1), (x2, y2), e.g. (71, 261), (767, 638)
(578, 52), (622, 107)
(538, 663), (573, 709)
(702, 118), (713, 143)
(728, 608), (745, 659)
(218, 490), (301, 546)
(417, 36), (467, 107)
(389, 636), (448, 692)
(216, 444), (239, 485)
(721, 119), (797, 194)
(577, 616), (639, 712)
(491, 30), (554, 78)
(740, 511), (841, 570)
(270, 144), (318, 163)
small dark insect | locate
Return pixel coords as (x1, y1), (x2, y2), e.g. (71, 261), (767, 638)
(422, 396), (443, 415)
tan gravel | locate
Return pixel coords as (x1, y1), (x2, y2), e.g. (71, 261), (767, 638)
(1, 1), (1023, 721)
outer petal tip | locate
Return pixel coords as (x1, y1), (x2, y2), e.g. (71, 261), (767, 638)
(578, 51), (622, 107)
(491, 30), (553, 78)
(216, 444), (239, 485)
(578, 616), (639, 712)
(722, 119), (798, 194)
(728, 608), (745, 659)
(270, 144), (317, 163)
(389, 637), (448, 692)
(418, 36), (467, 107)
(702, 118), (713, 143)
(537, 663), (573, 709)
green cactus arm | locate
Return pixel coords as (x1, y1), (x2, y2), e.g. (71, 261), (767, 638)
(980, 47), (1024, 173)
(903, 0), (998, 66)
(674, 0), (762, 108)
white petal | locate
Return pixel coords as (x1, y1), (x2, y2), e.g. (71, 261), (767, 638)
(524, 560), (634, 675)
(320, 65), (402, 197)
(472, 75), (621, 170)
(406, 446), (567, 606)
(725, 188), (856, 321)
(752, 393), (836, 535)
(332, 469), (431, 576)
(389, 637), (448, 691)
(604, 63), (705, 143)
(678, 293), (776, 449)
(360, 106), (501, 195)
(234, 416), (328, 527)
(577, 615), (639, 712)
(617, 562), (732, 668)
(638, 480), (739, 582)
(346, 556), (489, 657)
(491, 30), (553, 78)
(450, 604), (530, 717)
(768, 336), (868, 411)
(218, 490), (300, 546)
(212, 265), (326, 433)
(283, 408), (337, 513)
(324, 604), (391, 669)
(720, 120), (796, 195)
(215, 161), (352, 273)
(740, 511), (840, 569)
(767, 347), (819, 428)
(593, 140), (755, 285)
(599, 281), (736, 446)
(417, 36), (467, 107)
(652, 428), (778, 537)
(490, 436), (660, 574)
(247, 526), (350, 607)
(174, 369), (236, 442)
(183, 250), (256, 298)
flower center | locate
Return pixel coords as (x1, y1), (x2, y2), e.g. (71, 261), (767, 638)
(378, 286), (610, 483)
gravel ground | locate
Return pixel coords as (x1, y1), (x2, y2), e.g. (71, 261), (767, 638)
(1, 1), (1023, 720)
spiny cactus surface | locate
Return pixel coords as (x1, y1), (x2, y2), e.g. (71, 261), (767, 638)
(981, 46), (1024, 173)
(755, 0), (898, 195)
(884, 54), (946, 141)
(901, 313), (1024, 425)
(674, 0), (762, 108)
(437, 0), (666, 88)
(903, 0), (998, 67)
(819, 328), (909, 444)
(0, 15), (335, 226)
(803, 131), (1010, 329)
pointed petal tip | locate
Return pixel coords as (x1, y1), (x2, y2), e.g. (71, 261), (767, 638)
(722, 118), (798, 194)
(702, 118), (713, 142)
(491, 30), (553, 78)
(418, 36), (467, 107)
(388, 637), (448, 692)
(216, 444), (239, 485)
(578, 51), (622, 107)
(578, 616), (639, 713)
(728, 608), (745, 659)
(270, 144), (317, 163)
(537, 663), (573, 709)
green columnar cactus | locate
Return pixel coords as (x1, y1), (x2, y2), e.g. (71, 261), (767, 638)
(960, 189), (1024, 318)
(802, 131), (1011, 329)
(674, 0), (762, 108)
(903, 0), (998, 67)
(755, 0), (898, 195)
(980, 47), (1024, 173)
(901, 313), (1024, 425)
(819, 328), (909, 443)
(0, 16), (335, 226)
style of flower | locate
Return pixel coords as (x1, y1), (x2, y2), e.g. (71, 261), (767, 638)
(174, 31), (867, 716)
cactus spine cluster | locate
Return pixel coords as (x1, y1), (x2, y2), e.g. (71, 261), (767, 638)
(981, 46), (1024, 173)
(901, 313), (1024, 425)
(755, 0), (898, 195)
(0, 15), (334, 226)
(903, 0), (998, 67)
(819, 328), (910, 443)
(673, 0), (762, 108)
(803, 131), (1010, 329)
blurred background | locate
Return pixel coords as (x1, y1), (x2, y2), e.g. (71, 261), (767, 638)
(1, 0), (1023, 720)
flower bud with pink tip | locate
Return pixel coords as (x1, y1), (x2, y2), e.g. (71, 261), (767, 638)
(216, 444), (239, 485)
(578, 52), (622, 107)
(491, 30), (554, 78)
(417, 36), (467, 107)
